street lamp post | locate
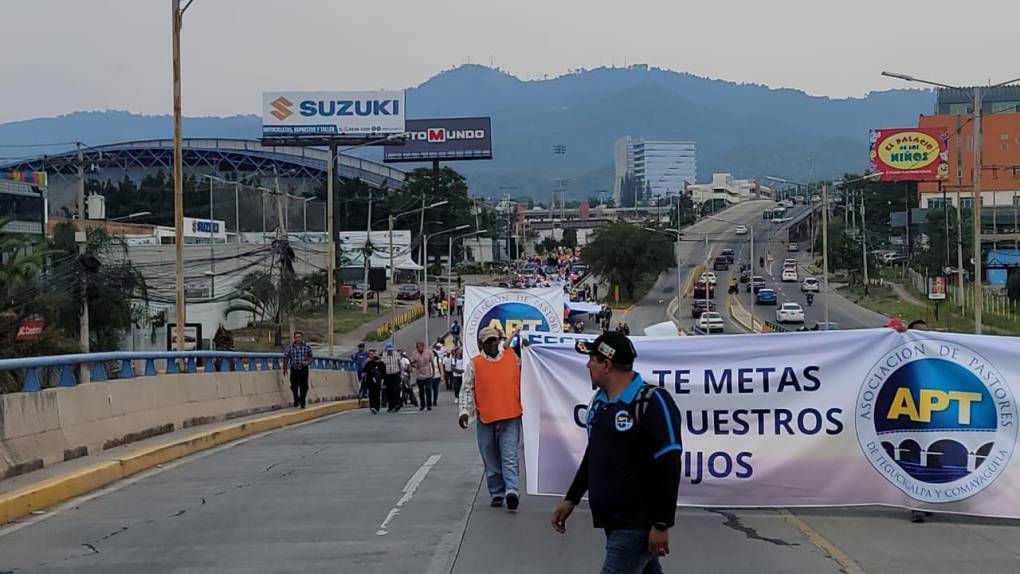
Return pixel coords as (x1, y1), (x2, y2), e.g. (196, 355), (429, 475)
(422, 224), (469, 346)
(449, 230), (484, 332)
(643, 227), (683, 323)
(387, 201), (449, 343)
(882, 71), (1020, 334)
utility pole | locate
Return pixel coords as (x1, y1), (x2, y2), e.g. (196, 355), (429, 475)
(275, 170), (293, 338)
(973, 87), (984, 334)
(822, 184), (830, 326)
(171, 0), (186, 351)
(388, 214), (396, 343)
(955, 115), (965, 310)
(362, 187), (372, 314)
(235, 181), (241, 244)
(860, 189), (869, 295)
(209, 177), (215, 298)
(326, 143), (336, 351)
(76, 143), (90, 383)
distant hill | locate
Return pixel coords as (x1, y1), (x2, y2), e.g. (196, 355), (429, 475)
(0, 64), (934, 201)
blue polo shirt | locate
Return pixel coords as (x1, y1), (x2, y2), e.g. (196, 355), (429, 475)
(566, 373), (684, 530)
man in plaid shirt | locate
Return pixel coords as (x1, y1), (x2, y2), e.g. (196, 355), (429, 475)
(381, 342), (404, 412)
(283, 331), (313, 409)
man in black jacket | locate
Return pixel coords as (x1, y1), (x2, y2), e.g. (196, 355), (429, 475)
(551, 332), (683, 574)
(362, 350), (387, 415)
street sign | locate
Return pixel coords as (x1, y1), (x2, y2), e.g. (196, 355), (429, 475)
(928, 276), (947, 300)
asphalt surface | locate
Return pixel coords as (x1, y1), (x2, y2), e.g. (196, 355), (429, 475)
(623, 200), (773, 335)
(3, 311), (1020, 572)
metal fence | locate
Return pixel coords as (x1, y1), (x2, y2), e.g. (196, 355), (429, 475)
(0, 351), (356, 393)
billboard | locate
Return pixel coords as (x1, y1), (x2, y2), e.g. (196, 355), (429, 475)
(928, 276), (947, 300)
(383, 117), (493, 162)
(870, 127), (949, 181)
(261, 91), (405, 139)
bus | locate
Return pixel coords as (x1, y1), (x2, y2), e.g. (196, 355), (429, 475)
(762, 206), (787, 221)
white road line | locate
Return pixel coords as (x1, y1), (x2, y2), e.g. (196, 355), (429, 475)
(376, 454), (442, 536)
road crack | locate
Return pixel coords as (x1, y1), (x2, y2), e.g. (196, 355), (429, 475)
(707, 509), (799, 546)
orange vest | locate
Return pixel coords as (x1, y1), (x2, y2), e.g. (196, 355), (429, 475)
(471, 351), (523, 423)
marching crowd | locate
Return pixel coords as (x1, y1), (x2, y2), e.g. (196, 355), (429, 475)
(350, 338), (467, 415)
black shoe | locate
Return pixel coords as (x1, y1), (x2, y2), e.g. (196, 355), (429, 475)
(910, 510), (925, 523)
(490, 496), (504, 508)
(300, 404), (306, 409)
(427, 406), (432, 411)
(419, 405), (425, 411)
(506, 493), (519, 512)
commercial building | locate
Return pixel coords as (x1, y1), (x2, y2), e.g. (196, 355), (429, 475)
(614, 137), (696, 203)
(688, 173), (764, 206)
(917, 87), (1020, 244)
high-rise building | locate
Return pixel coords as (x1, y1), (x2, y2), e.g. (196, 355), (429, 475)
(614, 137), (696, 204)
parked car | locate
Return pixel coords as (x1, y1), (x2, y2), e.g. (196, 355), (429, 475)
(396, 283), (421, 300)
(696, 312), (725, 333)
(788, 242), (799, 252)
(801, 277), (820, 292)
(351, 283), (375, 299)
(735, 225), (748, 235)
(776, 302), (806, 323)
(720, 248), (735, 264)
(756, 288), (778, 305)
(693, 280), (716, 299)
(713, 256), (730, 271)
(782, 268), (798, 282)
(691, 299), (718, 319)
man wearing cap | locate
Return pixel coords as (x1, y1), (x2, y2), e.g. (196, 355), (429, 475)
(362, 349), (387, 415)
(458, 326), (524, 512)
(381, 343), (404, 413)
(551, 332), (683, 574)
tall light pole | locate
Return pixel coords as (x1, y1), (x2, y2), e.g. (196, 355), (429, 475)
(171, 0), (195, 351)
(882, 71), (1020, 334)
(831, 173), (883, 297)
(821, 184), (830, 325)
(450, 229), (484, 331)
(387, 201), (448, 342)
(422, 224), (468, 345)
(643, 227), (683, 322)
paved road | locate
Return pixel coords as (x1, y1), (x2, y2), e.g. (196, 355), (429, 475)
(743, 213), (890, 331)
(4, 359), (1020, 572)
(623, 201), (773, 335)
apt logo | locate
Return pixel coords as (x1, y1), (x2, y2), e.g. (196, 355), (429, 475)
(856, 339), (1017, 503)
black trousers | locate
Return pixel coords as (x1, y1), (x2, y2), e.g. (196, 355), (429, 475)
(417, 379), (432, 408)
(453, 376), (463, 399)
(289, 367), (309, 407)
(384, 374), (402, 410)
(367, 379), (382, 411)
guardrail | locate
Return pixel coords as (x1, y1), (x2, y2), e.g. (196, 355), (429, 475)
(0, 351), (357, 393)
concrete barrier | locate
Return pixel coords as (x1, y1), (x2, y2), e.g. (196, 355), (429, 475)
(0, 369), (358, 480)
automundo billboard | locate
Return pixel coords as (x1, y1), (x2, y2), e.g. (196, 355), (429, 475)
(383, 117), (492, 162)
(870, 127), (949, 181)
(261, 91), (405, 139)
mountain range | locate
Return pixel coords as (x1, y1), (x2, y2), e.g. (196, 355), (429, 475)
(0, 64), (935, 202)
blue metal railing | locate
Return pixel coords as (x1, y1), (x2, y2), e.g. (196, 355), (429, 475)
(0, 351), (357, 392)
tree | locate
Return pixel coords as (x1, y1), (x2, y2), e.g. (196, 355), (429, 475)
(583, 223), (673, 300)
(225, 270), (278, 326)
(561, 228), (578, 250)
(537, 236), (559, 254)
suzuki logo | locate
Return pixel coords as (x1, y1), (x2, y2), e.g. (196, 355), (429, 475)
(270, 96), (293, 121)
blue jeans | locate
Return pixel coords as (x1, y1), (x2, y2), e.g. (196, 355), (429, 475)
(601, 529), (663, 574)
(475, 416), (521, 498)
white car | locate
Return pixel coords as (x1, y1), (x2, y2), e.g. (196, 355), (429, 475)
(782, 268), (798, 282)
(801, 277), (820, 292)
(696, 311), (725, 333)
(776, 303), (806, 323)
(788, 242), (799, 252)
(783, 258), (798, 268)
(735, 225), (748, 235)
(700, 271), (718, 285)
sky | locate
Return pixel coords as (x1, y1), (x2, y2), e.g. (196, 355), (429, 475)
(1, 0), (1017, 124)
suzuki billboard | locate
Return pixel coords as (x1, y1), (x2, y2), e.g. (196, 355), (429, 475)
(383, 117), (492, 162)
(261, 91), (405, 139)
(869, 127), (949, 181)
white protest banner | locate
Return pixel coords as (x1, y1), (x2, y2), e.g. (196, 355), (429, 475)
(463, 287), (564, 358)
(521, 329), (1020, 517)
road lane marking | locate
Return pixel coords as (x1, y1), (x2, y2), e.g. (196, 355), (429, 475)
(777, 509), (866, 574)
(376, 454), (442, 536)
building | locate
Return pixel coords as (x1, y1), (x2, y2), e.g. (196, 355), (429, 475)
(614, 137), (696, 203)
(0, 172), (47, 236)
(917, 89), (1020, 245)
(688, 173), (763, 206)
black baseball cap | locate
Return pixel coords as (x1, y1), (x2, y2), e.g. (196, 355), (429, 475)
(574, 331), (637, 365)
